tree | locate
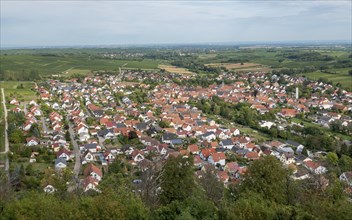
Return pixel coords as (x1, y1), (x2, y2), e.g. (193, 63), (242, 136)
(158, 120), (170, 128)
(326, 152), (339, 166)
(220, 191), (277, 220)
(338, 155), (352, 172)
(159, 156), (195, 205)
(241, 156), (291, 204)
(86, 117), (95, 126)
(65, 131), (71, 141)
(29, 123), (41, 138)
(349, 69), (352, 76)
(136, 162), (163, 209)
(9, 129), (25, 144)
(198, 166), (224, 204)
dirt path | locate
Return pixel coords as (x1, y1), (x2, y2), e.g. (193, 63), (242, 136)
(1, 88), (10, 179)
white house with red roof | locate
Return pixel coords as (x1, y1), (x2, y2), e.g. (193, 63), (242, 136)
(84, 163), (103, 182)
(131, 150), (145, 162)
(208, 152), (226, 166)
(10, 99), (19, 105)
(304, 160), (327, 174)
(82, 176), (100, 192)
(56, 148), (74, 161)
(187, 144), (199, 155)
(26, 136), (39, 146)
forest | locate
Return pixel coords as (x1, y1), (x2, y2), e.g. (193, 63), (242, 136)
(0, 156), (351, 219)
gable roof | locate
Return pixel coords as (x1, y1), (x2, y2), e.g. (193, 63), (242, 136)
(26, 136), (39, 143)
(84, 163), (103, 177)
(211, 152), (226, 162)
(201, 148), (216, 158)
(56, 148), (72, 157)
(82, 176), (99, 189)
(221, 139), (234, 146)
(55, 157), (67, 166)
(286, 140), (302, 147)
(188, 144), (199, 153)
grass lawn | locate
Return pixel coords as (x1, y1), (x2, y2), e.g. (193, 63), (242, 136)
(238, 127), (270, 141)
(0, 153), (6, 160)
(300, 71), (352, 90)
(13, 161), (51, 172)
(0, 81), (37, 103)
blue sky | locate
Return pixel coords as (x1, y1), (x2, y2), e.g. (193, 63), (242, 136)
(1, 1), (351, 47)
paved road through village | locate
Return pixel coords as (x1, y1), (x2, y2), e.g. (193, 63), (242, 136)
(66, 116), (81, 178)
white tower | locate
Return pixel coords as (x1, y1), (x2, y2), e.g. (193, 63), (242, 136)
(295, 87), (299, 100)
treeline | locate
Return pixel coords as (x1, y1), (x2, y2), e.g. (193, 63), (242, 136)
(0, 69), (40, 81)
(271, 66), (319, 76)
(170, 57), (224, 74)
(281, 51), (334, 61)
(1, 156), (351, 219)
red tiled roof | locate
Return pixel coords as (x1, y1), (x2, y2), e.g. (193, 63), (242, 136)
(201, 148), (216, 158)
(212, 152), (226, 162)
(84, 163), (102, 177)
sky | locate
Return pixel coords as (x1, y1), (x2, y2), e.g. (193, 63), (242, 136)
(1, 0), (351, 47)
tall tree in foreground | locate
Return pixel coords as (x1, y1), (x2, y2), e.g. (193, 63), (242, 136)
(159, 156), (195, 205)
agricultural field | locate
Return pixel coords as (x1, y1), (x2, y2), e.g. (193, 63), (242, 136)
(206, 62), (262, 69)
(205, 62), (272, 72)
(159, 64), (196, 76)
(62, 68), (91, 76)
(1, 47), (351, 88)
(299, 71), (352, 89)
(0, 54), (159, 77)
(0, 81), (37, 104)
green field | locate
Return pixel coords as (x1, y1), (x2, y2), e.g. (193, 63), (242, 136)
(0, 54), (159, 75)
(300, 71), (352, 89)
(1, 47), (351, 89)
(0, 81), (37, 103)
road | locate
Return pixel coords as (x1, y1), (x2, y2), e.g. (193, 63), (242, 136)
(23, 103), (28, 115)
(67, 116), (81, 178)
(82, 101), (92, 117)
(1, 88), (10, 179)
(41, 117), (50, 134)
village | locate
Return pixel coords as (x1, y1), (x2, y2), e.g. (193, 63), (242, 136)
(5, 69), (352, 195)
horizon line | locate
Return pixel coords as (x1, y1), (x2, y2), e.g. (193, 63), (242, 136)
(1, 39), (351, 50)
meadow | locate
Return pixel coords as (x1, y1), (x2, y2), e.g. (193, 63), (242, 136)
(0, 81), (37, 103)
